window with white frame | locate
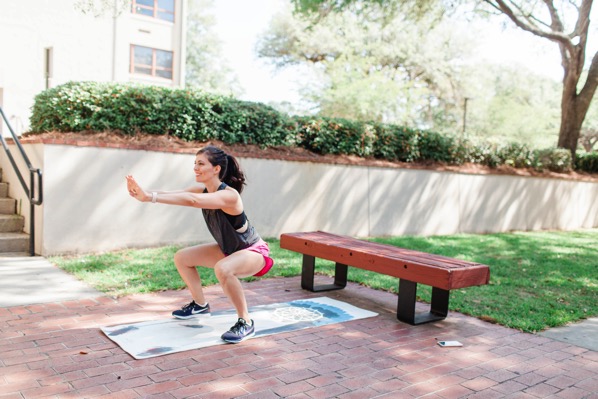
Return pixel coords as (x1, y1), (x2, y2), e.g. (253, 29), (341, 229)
(131, 0), (174, 22)
(130, 45), (173, 79)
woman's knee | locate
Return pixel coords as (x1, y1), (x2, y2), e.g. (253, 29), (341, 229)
(174, 247), (199, 269)
(173, 248), (186, 267)
(214, 261), (234, 282)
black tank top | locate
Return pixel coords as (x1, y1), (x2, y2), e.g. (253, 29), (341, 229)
(202, 183), (261, 255)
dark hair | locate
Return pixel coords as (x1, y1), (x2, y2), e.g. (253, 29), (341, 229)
(197, 146), (246, 193)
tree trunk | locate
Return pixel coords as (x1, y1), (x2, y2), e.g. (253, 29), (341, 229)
(558, 97), (583, 153)
(557, 50), (598, 158)
(558, 59), (582, 155)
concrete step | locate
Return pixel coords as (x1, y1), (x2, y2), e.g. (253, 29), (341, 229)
(0, 232), (29, 253)
(0, 251), (31, 257)
(0, 182), (7, 198)
(0, 214), (25, 233)
(0, 197), (16, 214)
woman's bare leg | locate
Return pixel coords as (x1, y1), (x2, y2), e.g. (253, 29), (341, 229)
(214, 250), (265, 321)
(174, 243), (224, 304)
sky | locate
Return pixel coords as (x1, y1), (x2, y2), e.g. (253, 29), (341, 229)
(209, 0), (596, 105)
(210, 0), (300, 104)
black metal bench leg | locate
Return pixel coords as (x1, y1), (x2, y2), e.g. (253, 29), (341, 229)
(301, 255), (348, 292)
(430, 287), (449, 318)
(397, 279), (449, 325)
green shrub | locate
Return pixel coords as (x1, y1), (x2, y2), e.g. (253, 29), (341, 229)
(451, 139), (493, 166)
(295, 116), (374, 157)
(574, 151), (598, 173)
(30, 82), (293, 146)
(215, 99), (295, 147)
(371, 123), (419, 162)
(449, 139), (473, 165)
(30, 81), (96, 132)
(415, 130), (456, 163)
(532, 148), (572, 172)
(372, 125), (464, 165)
(31, 82), (216, 138)
(496, 143), (534, 168)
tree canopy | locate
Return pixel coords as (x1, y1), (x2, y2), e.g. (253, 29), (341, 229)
(287, 0), (598, 154)
(258, 4), (474, 128)
(259, 2), (571, 147)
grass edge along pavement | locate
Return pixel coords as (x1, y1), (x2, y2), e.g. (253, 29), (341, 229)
(50, 228), (598, 334)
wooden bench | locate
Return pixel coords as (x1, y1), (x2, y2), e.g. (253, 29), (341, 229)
(280, 231), (490, 325)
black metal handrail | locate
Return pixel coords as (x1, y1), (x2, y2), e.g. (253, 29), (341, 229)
(0, 106), (43, 256)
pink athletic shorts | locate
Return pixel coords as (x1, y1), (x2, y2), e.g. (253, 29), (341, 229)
(244, 239), (274, 277)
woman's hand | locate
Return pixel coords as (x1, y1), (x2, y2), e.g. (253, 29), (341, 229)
(126, 175), (149, 202)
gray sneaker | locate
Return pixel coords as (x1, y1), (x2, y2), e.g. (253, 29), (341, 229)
(221, 318), (255, 343)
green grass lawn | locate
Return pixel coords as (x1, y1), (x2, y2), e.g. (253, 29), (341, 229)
(50, 229), (597, 333)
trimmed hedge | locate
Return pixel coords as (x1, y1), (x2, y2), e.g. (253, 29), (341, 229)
(575, 151), (598, 173)
(30, 81), (293, 147)
(29, 82), (595, 174)
(371, 123), (419, 162)
(294, 116), (375, 157)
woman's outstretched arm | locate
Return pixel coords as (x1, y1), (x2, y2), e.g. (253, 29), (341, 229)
(126, 175), (240, 211)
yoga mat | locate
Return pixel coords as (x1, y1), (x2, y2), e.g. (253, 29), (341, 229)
(101, 297), (378, 359)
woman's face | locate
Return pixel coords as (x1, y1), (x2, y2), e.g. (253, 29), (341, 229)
(194, 153), (220, 182)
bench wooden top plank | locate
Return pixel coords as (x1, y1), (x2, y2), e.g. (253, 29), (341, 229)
(280, 231), (490, 290)
(332, 238), (476, 269)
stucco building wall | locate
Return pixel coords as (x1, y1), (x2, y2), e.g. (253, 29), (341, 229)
(0, 0), (186, 136)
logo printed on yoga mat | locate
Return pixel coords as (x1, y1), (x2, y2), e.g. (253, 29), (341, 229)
(272, 306), (323, 323)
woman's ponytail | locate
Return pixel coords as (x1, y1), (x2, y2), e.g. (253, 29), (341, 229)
(223, 154), (246, 193)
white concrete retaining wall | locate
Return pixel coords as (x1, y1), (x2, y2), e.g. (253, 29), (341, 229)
(1, 142), (597, 255)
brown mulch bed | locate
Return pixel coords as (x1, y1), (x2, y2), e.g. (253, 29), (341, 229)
(20, 131), (598, 182)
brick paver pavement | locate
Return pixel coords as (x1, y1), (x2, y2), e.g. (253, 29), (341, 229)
(1, 276), (597, 398)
